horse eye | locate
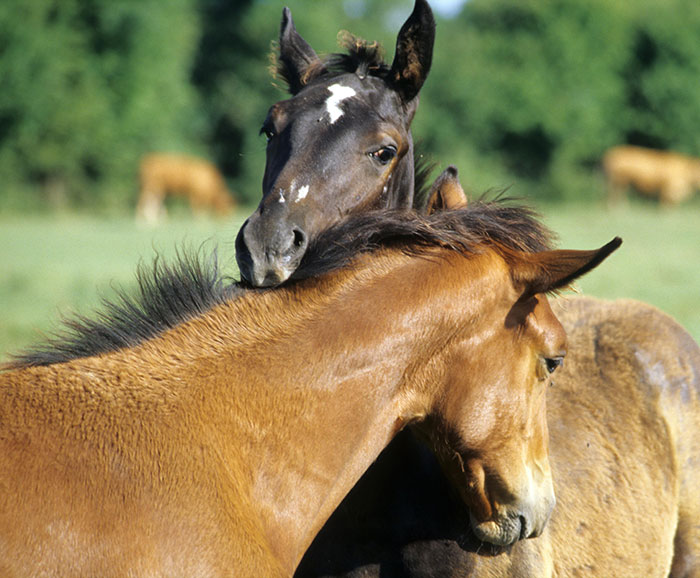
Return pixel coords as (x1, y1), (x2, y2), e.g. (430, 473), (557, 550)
(370, 146), (397, 165)
(545, 356), (564, 374)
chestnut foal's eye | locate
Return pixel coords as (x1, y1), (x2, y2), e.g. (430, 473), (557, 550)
(545, 356), (564, 374)
(370, 146), (397, 165)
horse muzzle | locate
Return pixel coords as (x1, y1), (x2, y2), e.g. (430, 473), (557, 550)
(235, 217), (308, 287)
(469, 485), (555, 546)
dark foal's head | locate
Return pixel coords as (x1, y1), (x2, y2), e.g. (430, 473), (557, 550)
(236, 0), (435, 287)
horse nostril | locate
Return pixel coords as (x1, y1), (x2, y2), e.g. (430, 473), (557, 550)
(292, 227), (307, 250)
(519, 515), (530, 540)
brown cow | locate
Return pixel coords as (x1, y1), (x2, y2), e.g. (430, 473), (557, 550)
(603, 145), (700, 206)
(136, 153), (235, 224)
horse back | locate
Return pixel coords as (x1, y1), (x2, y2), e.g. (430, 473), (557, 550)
(551, 296), (700, 576)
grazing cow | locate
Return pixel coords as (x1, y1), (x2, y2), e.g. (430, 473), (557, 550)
(603, 145), (700, 206)
(137, 153), (235, 224)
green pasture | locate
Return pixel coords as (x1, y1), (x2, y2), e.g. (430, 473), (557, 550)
(1, 203), (699, 362)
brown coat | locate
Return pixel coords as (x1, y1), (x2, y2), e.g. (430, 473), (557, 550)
(0, 206), (618, 577)
(297, 296), (700, 577)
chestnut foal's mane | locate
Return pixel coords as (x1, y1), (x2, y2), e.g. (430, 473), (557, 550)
(7, 201), (554, 369)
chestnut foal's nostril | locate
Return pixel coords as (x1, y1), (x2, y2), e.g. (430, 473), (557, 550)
(519, 515), (530, 540)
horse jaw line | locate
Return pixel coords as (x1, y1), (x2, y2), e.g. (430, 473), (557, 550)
(326, 84), (356, 124)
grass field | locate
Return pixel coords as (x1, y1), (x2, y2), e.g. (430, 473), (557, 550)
(1, 202), (699, 362)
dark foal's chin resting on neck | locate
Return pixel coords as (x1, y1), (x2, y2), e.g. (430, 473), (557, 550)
(235, 0), (436, 287)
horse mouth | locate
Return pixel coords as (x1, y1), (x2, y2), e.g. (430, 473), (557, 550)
(468, 511), (528, 547)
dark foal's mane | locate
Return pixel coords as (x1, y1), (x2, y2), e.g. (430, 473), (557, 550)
(6, 202), (554, 369)
(275, 34), (390, 93)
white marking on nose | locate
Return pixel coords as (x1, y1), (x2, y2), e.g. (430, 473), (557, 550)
(296, 185), (309, 203)
(278, 189), (285, 204)
(326, 84), (356, 124)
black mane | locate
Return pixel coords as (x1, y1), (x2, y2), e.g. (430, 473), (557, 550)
(7, 249), (239, 369)
(275, 34), (391, 92)
(7, 202), (554, 369)
(291, 201), (555, 281)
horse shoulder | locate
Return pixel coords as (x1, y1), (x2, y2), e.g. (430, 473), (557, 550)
(0, 358), (282, 576)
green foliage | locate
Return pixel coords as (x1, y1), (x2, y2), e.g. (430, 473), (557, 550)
(0, 0), (200, 209)
(417, 0), (700, 201)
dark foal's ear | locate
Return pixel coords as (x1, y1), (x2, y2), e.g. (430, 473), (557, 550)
(514, 238), (622, 301)
(425, 166), (468, 214)
(278, 7), (324, 95)
(389, 0), (436, 103)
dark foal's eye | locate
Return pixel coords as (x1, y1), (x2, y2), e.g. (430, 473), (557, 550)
(369, 145), (397, 166)
(545, 356), (564, 374)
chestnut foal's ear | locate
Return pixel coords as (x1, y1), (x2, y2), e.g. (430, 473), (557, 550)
(389, 0), (436, 103)
(425, 166), (468, 214)
(514, 238), (622, 301)
(278, 7), (324, 95)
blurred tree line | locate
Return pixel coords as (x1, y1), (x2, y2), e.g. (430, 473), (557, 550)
(1, 0), (699, 211)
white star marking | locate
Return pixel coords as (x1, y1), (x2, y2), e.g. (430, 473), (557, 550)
(325, 84), (356, 124)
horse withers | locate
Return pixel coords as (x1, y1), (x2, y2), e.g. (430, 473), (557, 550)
(236, 0), (435, 286)
(1, 205), (617, 576)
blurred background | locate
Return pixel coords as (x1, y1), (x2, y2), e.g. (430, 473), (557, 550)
(1, 0), (699, 358)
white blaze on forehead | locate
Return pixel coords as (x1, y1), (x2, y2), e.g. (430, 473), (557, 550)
(325, 83), (356, 124)
(296, 184), (309, 203)
(278, 189), (285, 204)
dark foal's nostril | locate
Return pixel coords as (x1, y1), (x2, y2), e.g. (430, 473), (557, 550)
(292, 227), (307, 250)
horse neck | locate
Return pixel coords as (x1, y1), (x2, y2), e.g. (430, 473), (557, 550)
(231, 269), (439, 569)
(115, 260), (444, 572)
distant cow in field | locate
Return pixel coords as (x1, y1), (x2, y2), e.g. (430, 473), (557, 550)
(603, 145), (700, 206)
(136, 154), (235, 224)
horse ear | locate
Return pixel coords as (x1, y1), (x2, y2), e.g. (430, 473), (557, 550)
(278, 7), (323, 95)
(425, 166), (468, 214)
(389, 0), (436, 103)
(513, 238), (622, 301)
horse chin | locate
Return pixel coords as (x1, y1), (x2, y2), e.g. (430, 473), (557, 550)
(258, 267), (293, 288)
(469, 511), (528, 547)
